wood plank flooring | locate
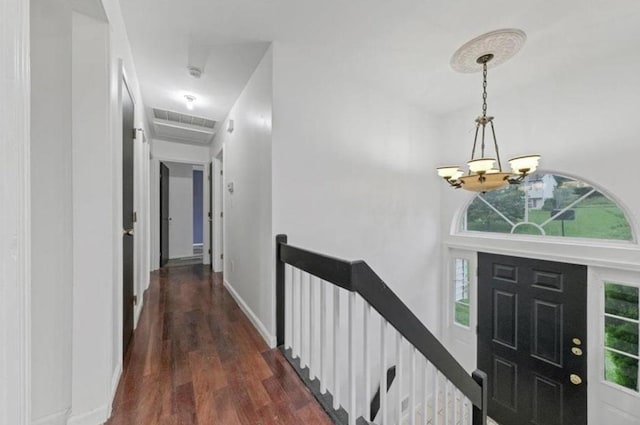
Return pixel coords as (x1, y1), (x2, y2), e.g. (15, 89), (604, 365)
(107, 264), (332, 425)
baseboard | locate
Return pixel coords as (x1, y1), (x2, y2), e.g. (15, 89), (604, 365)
(109, 362), (123, 413)
(67, 405), (109, 425)
(223, 279), (276, 348)
(31, 408), (70, 425)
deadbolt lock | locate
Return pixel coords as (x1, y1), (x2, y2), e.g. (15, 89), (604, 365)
(570, 374), (583, 385)
(572, 338), (582, 346)
(571, 347), (583, 356)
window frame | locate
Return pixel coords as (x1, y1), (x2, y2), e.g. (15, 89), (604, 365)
(457, 170), (637, 245)
(602, 280), (640, 394)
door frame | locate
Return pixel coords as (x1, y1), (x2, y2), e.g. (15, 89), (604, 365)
(150, 156), (211, 270)
(441, 236), (640, 425)
(0, 0), (31, 421)
(211, 151), (224, 272)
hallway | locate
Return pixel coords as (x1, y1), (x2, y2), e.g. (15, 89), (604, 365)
(107, 265), (331, 424)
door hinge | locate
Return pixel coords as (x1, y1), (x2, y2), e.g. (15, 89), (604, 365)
(220, 170), (223, 175)
(132, 211), (137, 223)
(208, 211), (212, 218)
(220, 212), (223, 218)
(220, 254), (224, 260)
(133, 294), (138, 305)
(132, 128), (137, 139)
(208, 248), (211, 254)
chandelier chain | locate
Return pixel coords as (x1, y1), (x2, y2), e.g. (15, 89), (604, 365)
(482, 62), (488, 117)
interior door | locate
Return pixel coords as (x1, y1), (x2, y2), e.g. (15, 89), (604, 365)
(208, 162), (213, 269)
(478, 253), (587, 425)
(160, 162), (170, 267)
(122, 80), (135, 357)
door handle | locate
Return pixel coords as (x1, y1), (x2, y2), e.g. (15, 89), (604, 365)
(123, 228), (134, 236)
(569, 374), (583, 385)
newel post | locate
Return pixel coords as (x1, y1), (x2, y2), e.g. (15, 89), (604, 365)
(275, 234), (288, 347)
(472, 369), (488, 425)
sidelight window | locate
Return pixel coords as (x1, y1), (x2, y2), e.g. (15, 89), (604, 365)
(604, 282), (639, 391)
(453, 258), (470, 327)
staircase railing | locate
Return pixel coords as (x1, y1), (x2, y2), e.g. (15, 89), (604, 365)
(276, 234), (487, 425)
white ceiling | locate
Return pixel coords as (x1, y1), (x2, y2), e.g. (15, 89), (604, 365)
(121, 0), (640, 140)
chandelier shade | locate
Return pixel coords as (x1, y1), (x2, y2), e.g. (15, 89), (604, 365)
(437, 29), (540, 193)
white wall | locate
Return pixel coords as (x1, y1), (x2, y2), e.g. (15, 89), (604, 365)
(211, 47), (274, 345)
(30, 1), (74, 421)
(272, 44), (443, 331)
(166, 162), (195, 259)
(70, 11), (112, 424)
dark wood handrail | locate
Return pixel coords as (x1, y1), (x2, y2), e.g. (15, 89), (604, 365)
(276, 234), (487, 419)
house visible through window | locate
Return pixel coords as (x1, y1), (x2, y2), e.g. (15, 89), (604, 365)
(462, 172), (633, 241)
(454, 258), (470, 327)
(604, 282), (639, 391)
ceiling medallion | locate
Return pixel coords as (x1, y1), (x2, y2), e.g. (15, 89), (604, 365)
(437, 29), (540, 193)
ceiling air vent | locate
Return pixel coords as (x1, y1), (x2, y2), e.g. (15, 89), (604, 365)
(151, 108), (217, 145)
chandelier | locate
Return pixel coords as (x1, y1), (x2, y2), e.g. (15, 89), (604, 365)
(436, 29), (540, 192)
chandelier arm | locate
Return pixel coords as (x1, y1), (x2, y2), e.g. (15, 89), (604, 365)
(481, 122), (486, 158)
(489, 120), (503, 172)
(470, 122), (480, 162)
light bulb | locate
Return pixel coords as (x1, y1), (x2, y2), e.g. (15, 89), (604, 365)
(184, 94), (196, 110)
(437, 166), (461, 179)
(509, 154), (541, 174)
(468, 158), (496, 173)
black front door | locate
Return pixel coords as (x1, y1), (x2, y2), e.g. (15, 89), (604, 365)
(160, 162), (170, 267)
(478, 253), (587, 425)
(122, 81), (135, 357)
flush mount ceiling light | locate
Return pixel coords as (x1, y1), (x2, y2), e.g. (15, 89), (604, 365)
(184, 94), (196, 110)
(437, 29), (540, 192)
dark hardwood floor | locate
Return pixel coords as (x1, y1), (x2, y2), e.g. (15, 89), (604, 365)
(107, 264), (332, 425)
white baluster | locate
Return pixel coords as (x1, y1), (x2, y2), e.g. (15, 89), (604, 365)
(410, 347), (416, 425)
(364, 304), (371, 422)
(434, 370), (440, 425)
(380, 318), (388, 424)
(320, 280), (327, 394)
(348, 292), (356, 425)
(423, 360), (429, 425)
(443, 379), (448, 425)
(292, 268), (300, 359)
(333, 286), (341, 410)
(308, 273), (313, 375)
(453, 388), (459, 425)
(285, 264), (292, 350)
(396, 333), (403, 425)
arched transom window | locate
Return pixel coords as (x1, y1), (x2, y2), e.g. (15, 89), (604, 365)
(460, 172), (634, 242)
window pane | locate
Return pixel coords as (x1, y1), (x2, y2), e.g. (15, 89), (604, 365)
(463, 172), (634, 241)
(453, 258), (470, 327)
(605, 283), (639, 320)
(605, 316), (639, 355)
(605, 350), (639, 391)
(455, 302), (469, 327)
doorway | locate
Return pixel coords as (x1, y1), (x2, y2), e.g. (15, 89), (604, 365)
(212, 151), (224, 272)
(477, 253), (587, 425)
(122, 79), (135, 357)
(159, 161), (206, 267)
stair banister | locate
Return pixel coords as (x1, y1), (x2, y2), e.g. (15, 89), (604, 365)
(276, 234), (487, 425)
